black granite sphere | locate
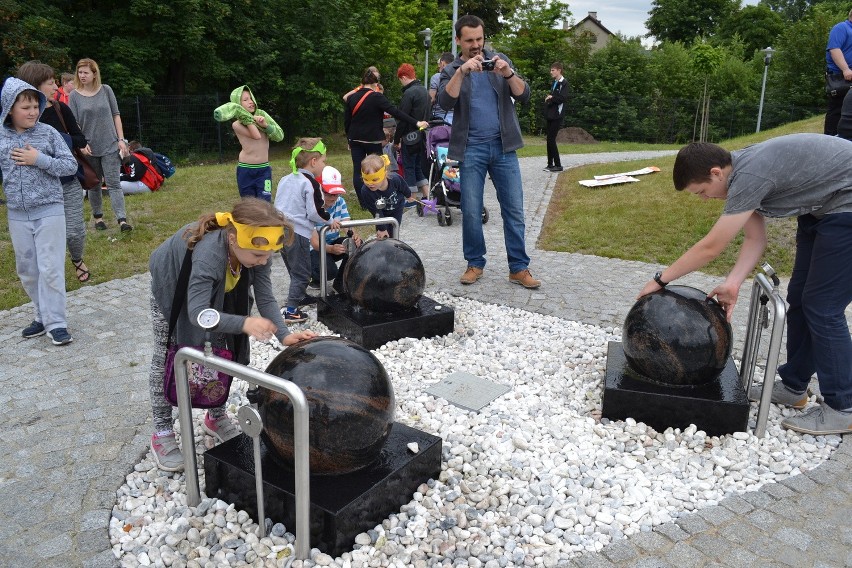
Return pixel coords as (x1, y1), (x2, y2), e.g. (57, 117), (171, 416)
(343, 238), (425, 313)
(622, 285), (732, 386)
(256, 336), (395, 475)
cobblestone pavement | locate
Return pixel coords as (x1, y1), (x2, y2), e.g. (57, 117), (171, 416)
(1, 151), (849, 568)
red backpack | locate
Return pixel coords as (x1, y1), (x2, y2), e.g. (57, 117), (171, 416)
(133, 152), (164, 191)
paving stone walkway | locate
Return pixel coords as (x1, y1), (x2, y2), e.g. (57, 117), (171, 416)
(1, 151), (849, 567)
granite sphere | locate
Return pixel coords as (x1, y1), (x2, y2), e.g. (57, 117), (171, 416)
(622, 285), (732, 386)
(343, 238), (425, 313)
(256, 336), (395, 475)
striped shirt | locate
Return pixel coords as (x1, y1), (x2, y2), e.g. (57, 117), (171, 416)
(313, 197), (350, 245)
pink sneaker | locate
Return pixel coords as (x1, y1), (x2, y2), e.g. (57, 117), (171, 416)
(203, 412), (241, 443)
(150, 432), (184, 472)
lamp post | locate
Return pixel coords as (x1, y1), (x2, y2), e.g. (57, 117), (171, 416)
(756, 46), (775, 133)
(419, 28), (432, 86)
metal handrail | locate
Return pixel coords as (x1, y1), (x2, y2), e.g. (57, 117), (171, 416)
(738, 269), (787, 438)
(318, 217), (400, 299)
(174, 347), (311, 559)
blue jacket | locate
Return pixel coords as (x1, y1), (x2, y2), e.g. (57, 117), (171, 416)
(436, 51), (530, 160)
(0, 77), (78, 221)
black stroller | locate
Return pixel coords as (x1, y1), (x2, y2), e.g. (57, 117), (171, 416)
(424, 123), (488, 227)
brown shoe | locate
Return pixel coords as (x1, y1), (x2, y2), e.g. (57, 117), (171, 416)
(460, 266), (484, 285)
(509, 269), (541, 289)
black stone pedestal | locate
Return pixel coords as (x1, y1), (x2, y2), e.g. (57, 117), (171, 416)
(317, 295), (454, 350)
(203, 423), (442, 557)
(602, 341), (749, 436)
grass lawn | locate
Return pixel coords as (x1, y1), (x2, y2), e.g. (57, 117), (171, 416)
(0, 118), (821, 310)
(537, 116), (824, 277)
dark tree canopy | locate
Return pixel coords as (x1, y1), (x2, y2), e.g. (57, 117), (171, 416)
(646, 0), (740, 44)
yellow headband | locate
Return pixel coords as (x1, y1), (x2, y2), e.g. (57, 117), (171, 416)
(215, 212), (286, 251)
(289, 140), (327, 174)
(361, 154), (391, 185)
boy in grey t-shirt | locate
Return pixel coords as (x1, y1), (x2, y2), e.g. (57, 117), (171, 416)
(637, 133), (852, 436)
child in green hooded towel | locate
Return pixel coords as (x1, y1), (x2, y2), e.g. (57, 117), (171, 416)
(213, 85), (283, 201)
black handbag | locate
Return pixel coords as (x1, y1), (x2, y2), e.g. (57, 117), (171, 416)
(825, 72), (852, 96)
(402, 129), (424, 146)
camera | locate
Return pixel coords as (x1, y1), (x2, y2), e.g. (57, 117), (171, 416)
(481, 59), (496, 71)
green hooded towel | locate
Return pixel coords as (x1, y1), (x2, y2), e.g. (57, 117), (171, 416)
(213, 85), (283, 142)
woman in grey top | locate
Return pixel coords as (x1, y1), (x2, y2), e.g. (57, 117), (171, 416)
(68, 58), (132, 232)
(147, 198), (316, 471)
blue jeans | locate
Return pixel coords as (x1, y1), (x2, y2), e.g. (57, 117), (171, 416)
(401, 144), (427, 191)
(459, 138), (529, 273)
(778, 213), (852, 411)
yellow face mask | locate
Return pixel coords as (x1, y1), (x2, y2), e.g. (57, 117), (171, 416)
(215, 212), (286, 251)
(361, 154), (391, 186)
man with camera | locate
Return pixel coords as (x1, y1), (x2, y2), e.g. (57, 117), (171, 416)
(437, 14), (540, 289)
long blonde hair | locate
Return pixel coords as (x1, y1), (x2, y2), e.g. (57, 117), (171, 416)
(74, 58), (102, 90)
(183, 198), (293, 250)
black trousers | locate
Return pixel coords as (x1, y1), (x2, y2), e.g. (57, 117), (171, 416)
(546, 118), (562, 167)
(824, 90), (847, 135)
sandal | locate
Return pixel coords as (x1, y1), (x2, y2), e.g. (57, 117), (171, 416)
(94, 218), (107, 230)
(119, 220), (133, 232)
(72, 259), (91, 283)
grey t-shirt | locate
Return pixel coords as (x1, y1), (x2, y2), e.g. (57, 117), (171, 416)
(68, 85), (120, 157)
(724, 133), (852, 218)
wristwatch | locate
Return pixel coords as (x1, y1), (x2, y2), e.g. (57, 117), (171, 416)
(653, 271), (668, 288)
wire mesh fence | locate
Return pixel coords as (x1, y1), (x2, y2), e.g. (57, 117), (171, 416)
(117, 93), (823, 162)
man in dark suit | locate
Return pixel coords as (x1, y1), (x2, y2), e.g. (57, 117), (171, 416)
(544, 61), (569, 172)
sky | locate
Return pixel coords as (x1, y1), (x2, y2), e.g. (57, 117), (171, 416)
(564, 0), (762, 43)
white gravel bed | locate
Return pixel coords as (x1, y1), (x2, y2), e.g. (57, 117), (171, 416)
(110, 293), (840, 568)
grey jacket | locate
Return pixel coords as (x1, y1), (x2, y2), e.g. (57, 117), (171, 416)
(149, 224), (290, 349)
(0, 77), (78, 221)
(436, 51), (530, 160)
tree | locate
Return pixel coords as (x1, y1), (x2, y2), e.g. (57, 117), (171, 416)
(719, 4), (785, 56)
(490, 0), (579, 132)
(458, 0), (520, 37)
(691, 41), (725, 140)
(646, 0), (739, 44)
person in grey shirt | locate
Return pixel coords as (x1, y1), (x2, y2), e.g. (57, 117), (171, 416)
(147, 198), (316, 471)
(638, 133), (852, 436)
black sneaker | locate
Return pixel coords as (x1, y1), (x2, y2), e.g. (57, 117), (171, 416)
(120, 222), (133, 232)
(548, 166), (563, 172)
(281, 307), (310, 323)
(22, 320), (46, 338)
(48, 327), (73, 346)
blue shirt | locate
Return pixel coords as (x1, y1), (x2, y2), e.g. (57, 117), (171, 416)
(313, 196), (350, 247)
(826, 19), (852, 73)
(467, 72), (501, 145)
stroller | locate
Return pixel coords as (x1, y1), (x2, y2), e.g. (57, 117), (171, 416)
(424, 123), (489, 227)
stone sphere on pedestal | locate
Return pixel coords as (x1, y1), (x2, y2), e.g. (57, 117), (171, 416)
(622, 285), (732, 386)
(256, 336), (395, 475)
(343, 238), (425, 313)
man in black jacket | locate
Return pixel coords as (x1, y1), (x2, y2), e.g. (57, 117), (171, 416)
(544, 61), (569, 172)
(394, 63), (430, 201)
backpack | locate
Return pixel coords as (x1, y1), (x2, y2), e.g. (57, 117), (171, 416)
(132, 152), (164, 191)
(152, 152), (176, 178)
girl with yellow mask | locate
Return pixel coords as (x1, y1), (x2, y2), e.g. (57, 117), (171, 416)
(146, 198), (316, 472)
(360, 154), (416, 239)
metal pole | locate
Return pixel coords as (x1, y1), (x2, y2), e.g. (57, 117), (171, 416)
(318, 217), (400, 299)
(452, 0), (458, 56)
(424, 47), (430, 86)
(756, 63), (768, 133)
(174, 347), (311, 559)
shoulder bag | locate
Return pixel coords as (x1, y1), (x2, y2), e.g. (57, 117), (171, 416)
(51, 101), (100, 190)
(162, 248), (234, 408)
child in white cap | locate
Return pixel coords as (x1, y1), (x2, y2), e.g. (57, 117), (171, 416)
(310, 166), (362, 294)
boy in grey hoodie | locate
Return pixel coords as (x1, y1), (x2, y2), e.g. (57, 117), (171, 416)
(0, 77), (78, 345)
(274, 137), (340, 322)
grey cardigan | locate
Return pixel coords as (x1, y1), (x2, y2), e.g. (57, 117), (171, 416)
(436, 51), (530, 160)
(149, 224), (290, 348)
